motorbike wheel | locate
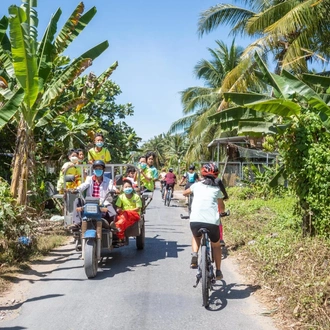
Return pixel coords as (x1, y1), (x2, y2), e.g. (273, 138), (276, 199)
(84, 239), (98, 278)
(136, 222), (145, 250)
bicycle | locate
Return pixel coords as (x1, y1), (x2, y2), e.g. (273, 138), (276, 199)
(179, 184), (192, 219)
(194, 210), (230, 308)
(164, 186), (173, 207)
(160, 181), (166, 199)
(187, 192), (193, 215)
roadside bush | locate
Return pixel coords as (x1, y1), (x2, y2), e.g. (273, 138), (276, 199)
(0, 178), (34, 263)
(225, 191), (330, 329)
(279, 110), (330, 237)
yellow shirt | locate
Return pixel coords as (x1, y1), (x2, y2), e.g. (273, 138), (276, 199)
(56, 162), (79, 192)
(140, 167), (155, 191)
(88, 147), (111, 163)
(116, 193), (142, 214)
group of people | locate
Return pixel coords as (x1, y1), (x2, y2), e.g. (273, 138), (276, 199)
(57, 133), (228, 280)
(57, 133), (159, 242)
(56, 133), (111, 193)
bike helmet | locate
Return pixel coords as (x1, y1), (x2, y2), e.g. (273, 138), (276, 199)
(169, 168), (173, 172)
(189, 165), (195, 170)
(201, 163), (219, 178)
(92, 160), (105, 169)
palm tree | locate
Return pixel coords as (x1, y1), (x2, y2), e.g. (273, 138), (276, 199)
(0, 1), (117, 204)
(141, 134), (166, 167)
(198, 0), (330, 73)
(163, 134), (188, 172)
(169, 40), (245, 162)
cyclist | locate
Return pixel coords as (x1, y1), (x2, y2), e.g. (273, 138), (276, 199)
(163, 168), (176, 199)
(158, 168), (167, 193)
(179, 165), (199, 204)
(183, 163), (226, 280)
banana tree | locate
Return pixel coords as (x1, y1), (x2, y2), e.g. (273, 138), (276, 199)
(209, 52), (330, 135)
(0, 0), (117, 204)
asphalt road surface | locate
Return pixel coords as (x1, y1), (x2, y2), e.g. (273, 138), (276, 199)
(0, 186), (277, 330)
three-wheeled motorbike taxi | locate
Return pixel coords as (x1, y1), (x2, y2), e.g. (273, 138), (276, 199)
(61, 164), (150, 278)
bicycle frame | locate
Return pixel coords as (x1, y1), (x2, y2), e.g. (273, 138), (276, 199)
(164, 186), (173, 207)
(194, 228), (214, 308)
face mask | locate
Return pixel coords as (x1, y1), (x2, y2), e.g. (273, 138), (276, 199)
(139, 163), (147, 170)
(95, 142), (104, 148)
(123, 187), (133, 194)
(93, 169), (103, 177)
(70, 156), (78, 163)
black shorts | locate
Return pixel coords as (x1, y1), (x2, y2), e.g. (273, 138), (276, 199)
(190, 222), (220, 243)
(185, 182), (195, 190)
(166, 183), (175, 189)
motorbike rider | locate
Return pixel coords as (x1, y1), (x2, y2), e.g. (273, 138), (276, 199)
(71, 160), (117, 226)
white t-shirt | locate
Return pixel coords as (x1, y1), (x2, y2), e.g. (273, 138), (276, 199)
(189, 181), (224, 225)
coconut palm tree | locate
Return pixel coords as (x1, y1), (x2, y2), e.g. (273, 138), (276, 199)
(198, 0), (330, 73)
(169, 39), (249, 162)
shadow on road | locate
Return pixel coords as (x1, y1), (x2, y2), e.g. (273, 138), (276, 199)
(0, 294), (64, 312)
(206, 281), (261, 311)
(93, 235), (190, 280)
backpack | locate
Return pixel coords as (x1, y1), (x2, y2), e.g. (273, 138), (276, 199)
(186, 172), (197, 183)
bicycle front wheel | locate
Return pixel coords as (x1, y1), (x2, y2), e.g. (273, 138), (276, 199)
(201, 245), (209, 307)
(167, 190), (171, 206)
(188, 194), (193, 215)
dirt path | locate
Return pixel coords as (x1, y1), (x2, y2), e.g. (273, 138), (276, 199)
(0, 239), (74, 321)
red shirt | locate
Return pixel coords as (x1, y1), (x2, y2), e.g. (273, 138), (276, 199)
(165, 172), (176, 185)
(92, 176), (102, 197)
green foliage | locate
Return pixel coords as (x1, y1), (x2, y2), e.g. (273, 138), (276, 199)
(225, 191), (329, 328)
(279, 110), (330, 237)
(0, 178), (34, 262)
(241, 163), (287, 199)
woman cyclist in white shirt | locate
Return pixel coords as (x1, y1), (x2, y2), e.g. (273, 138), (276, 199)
(183, 163), (226, 280)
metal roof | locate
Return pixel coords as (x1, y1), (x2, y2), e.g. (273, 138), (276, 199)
(207, 136), (249, 147)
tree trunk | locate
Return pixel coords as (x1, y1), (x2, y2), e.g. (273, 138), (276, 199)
(10, 117), (36, 205)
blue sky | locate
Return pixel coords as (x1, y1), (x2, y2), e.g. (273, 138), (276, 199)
(1, 0), (251, 142)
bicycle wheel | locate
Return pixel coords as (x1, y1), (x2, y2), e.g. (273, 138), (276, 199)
(188, 194), (193, 215)
(167, 189), (171, 207)
(201, 245), (209, 307)
(164, 191), (167, 206)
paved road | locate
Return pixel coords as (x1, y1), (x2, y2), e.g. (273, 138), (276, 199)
(0, 186), (277, 330)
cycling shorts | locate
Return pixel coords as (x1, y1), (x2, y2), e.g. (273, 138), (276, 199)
(166, 183), (175, 189)
(190, 222), (220, 243)
(185, 182), (194, 190)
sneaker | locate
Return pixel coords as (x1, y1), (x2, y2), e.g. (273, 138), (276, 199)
(190, 253), (198, 269)
(220, 240), (225, 247)
(215, 270), (223, 280)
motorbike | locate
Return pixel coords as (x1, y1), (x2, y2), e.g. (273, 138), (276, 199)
(63, 164), (146, 279)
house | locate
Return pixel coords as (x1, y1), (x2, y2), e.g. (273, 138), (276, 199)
(207, 136), (278, 186)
